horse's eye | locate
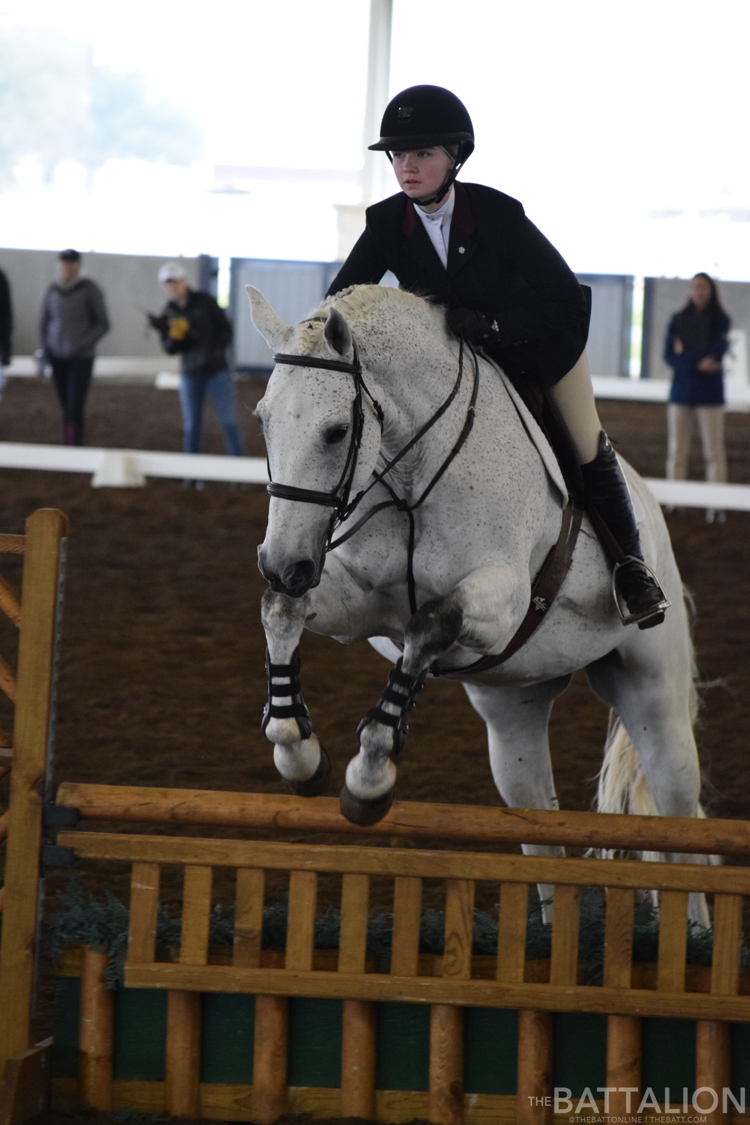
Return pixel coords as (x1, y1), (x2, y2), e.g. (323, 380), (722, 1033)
(325, 425), (349, 445)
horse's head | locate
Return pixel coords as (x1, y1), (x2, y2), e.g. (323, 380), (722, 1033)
(248, 285), (384, 598)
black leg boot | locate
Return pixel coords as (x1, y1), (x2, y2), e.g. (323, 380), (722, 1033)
(581, 431), (670, 629)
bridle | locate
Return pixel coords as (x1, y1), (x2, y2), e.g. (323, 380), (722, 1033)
(266, 334), (480, 616)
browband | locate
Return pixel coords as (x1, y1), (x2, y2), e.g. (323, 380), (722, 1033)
(273, 352), (362, 376)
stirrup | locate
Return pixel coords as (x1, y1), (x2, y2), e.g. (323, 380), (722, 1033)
(611, 557), (671, 628)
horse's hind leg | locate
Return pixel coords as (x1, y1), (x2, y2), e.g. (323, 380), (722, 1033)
(260, 588), (331, 795)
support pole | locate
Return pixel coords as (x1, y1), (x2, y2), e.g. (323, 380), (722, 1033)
(79, 949), (114, 1111)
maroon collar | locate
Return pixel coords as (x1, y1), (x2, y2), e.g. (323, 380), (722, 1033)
(401, 181), (476, 237)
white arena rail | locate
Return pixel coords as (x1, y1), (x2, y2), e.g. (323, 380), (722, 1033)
(0, 441), (749, 513)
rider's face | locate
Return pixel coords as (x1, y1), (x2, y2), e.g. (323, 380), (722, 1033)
(391, 148), (455, 209)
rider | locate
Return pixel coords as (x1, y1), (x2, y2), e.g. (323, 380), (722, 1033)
(327, 85), (669, 629)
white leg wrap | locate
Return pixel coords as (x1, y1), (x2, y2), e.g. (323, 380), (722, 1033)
(273, 733), (322, 782)
(345, 754), (397, 801)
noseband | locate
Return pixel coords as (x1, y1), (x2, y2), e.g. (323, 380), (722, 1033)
(266, 334), (479, 616)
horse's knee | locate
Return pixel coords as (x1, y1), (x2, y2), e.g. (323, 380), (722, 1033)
(261, 587), (308, 648)
(403, 594), (463, 673)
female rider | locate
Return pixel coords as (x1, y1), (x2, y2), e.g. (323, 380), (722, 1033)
(327, 85), (669, 628)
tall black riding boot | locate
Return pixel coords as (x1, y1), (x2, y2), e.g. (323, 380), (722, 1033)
(580, 431), (670, 629)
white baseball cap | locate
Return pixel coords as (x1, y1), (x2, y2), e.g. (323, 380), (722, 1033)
(158, 260), (188, 283)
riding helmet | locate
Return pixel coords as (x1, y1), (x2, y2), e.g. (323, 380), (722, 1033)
(368, 84), (475, 163)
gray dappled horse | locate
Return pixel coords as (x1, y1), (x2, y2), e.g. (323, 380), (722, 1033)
(248, 283), (710, 925)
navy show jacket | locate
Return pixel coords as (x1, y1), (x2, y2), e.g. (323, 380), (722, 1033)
(664, 310), (730, 407)
(326, 181), (590, 389)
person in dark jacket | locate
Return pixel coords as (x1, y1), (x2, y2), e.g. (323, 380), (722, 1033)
(150, 261), (242, 488)
(328, 85), (669, 628)
(664, 273), (730, 522)
(0, 265), (12, 401)
(38, 249), (110, 444)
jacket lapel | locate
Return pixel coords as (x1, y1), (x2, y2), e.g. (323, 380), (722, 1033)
(447, 182), (478, 278)
(400, 199), (453, 302)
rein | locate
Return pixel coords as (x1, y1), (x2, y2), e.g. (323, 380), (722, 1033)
(268, 336), (480, 617)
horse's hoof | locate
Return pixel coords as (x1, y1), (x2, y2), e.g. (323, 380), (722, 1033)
(288, 746), (332, 797)
(339, 783), (394, 826)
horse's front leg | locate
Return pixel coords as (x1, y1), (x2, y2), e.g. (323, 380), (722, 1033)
(342, 564), (522, 825)
(260, 587), (331, 795)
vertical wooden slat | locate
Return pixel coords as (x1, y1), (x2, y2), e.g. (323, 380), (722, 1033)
(603, 887), (635, 989)
(604, 887), (638, 1117)
(517, 1010), (553, 1125)
(127, 862), (160, 963)
(429, 879), (474, 1125)
(79, 948), (114, 1111)
(606, 1015), (641, 1118)
(696, 893), (743, 1125)
(656, 890), (688, 993)
(165, 865), (212, 1119)
(286, 871), (317, 971)
(0, 509), (66, 1073)
(497, 882), (527, 983)
(233, 868), (264, 968)
(339, 874), (376, 1122)
(550, 885), (579, 986)
(392, 875), (422, 977)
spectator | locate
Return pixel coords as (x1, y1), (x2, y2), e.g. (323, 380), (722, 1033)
(664, 273), (731, 523)
(150, 261), (242, 489)
(0, 265), (11, 402)
(38, 249), (110, 445)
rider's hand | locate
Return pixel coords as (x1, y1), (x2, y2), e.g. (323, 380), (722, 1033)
(148, 313), (170, 334)
(446, 307), (495, 341)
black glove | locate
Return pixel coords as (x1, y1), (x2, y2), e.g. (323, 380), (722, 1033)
(148, 313), (170, 334)
(446, 307), (495, 341)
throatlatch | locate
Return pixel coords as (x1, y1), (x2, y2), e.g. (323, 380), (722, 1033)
(356, 658), (427, 759)
(262, 646), (312, 740)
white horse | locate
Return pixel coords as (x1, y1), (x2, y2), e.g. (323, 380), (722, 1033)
(248, 283), (710, 924)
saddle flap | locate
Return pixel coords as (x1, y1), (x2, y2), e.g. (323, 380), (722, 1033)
(495, 369), (569, 507)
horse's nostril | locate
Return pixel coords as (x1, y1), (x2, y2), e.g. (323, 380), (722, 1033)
(280, 559), (317, 595)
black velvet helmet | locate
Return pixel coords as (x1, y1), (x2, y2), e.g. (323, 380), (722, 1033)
(368, 85), (474, 205)
(368, 85), (474, 159)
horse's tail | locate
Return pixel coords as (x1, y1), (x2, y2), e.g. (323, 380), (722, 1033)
(595, 588), (714, 861)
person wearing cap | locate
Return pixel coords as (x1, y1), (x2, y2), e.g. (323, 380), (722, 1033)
(327, 84), (668, 629)
(150, 262), (242, 486)
(37, 250), (110, 445)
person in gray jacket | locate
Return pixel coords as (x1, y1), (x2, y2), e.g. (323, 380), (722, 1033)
(38, 249), (110, 444)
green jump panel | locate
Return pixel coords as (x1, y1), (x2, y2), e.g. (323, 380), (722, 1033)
(732, 1024), (750, 1105)
(641, 1018), (696, 1103)
(376, 1003), (431, 1091)
(287, 998), (342, 1088)
(552, 1013), (607, 1097)
(113, 988), (167, 1081)
(200, 994), (255, 1084)
(51, 978), (81, 1079)
(464, 1008), (518, 1095)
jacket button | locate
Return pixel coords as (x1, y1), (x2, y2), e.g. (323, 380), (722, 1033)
(458, 246), (465, 253)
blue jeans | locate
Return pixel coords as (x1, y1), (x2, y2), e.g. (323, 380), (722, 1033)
(179, 369), (243, 456)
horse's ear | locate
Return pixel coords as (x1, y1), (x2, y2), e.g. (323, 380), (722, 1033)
(246, 285), (293, 351)
(323, 306), (353, 359)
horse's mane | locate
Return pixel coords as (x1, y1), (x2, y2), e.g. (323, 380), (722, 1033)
(295, 284), (444, 355)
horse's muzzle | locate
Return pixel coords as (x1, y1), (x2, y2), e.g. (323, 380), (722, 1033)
(258, 552), (319, 598)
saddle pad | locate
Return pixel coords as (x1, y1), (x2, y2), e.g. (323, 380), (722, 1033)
(495, 368), (569, 508)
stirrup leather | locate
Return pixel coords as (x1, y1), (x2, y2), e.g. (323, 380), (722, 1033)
(262, 646), (312, 740)
(357, 658), (427, 759)
(611, 557), (671, 627)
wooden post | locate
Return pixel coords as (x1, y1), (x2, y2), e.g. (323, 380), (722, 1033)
(517, 1010), (552, 1125)
(429, 878), (473, 1125)
(695, 893), (743, 1125)
(603, 887), (637, 1118)
(339, 874), (376, 1121)
(79, 948), (114, 1111)
(0, 510), (67, 1075)
(165, 865), (212, 1118)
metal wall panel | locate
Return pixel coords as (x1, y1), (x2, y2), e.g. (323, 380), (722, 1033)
(576, 274), (634, 378)
(230, 259), (340, 372)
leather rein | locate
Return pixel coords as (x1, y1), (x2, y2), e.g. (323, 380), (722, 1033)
(267, 334), (581, 673)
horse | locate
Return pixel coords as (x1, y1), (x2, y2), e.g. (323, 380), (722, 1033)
(247, 282), (711, 925)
